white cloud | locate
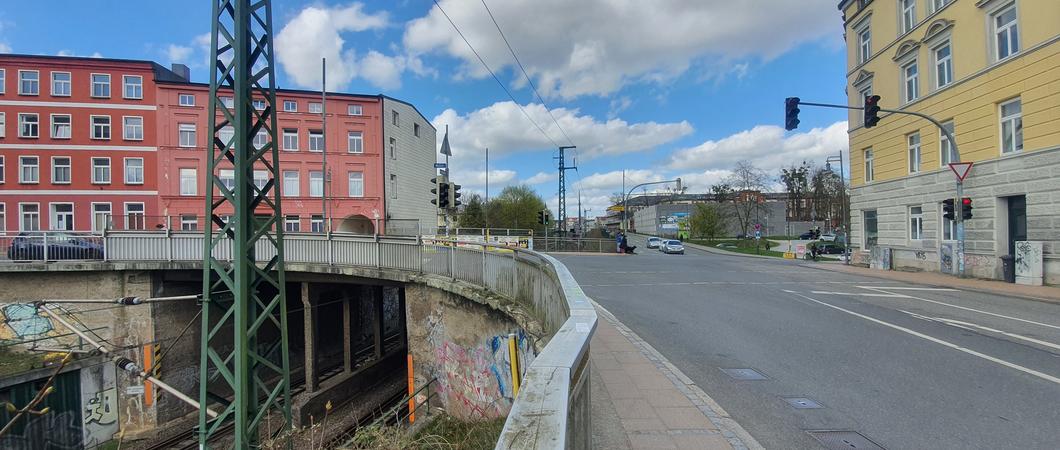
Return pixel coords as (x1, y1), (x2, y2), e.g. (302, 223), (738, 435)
(56, 50), (103, 58)
(404, 0), (839, 98)
(0, 43), (11, 53)
(166, 44), (193, 63)
(524, 172), (557, 185)
(276, 3), (405, 90)
(666, 122), (849, 174)
(608, 96), (632, 118)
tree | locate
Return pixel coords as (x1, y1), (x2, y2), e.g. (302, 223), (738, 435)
(486, 185), (550, 233)
(809, 167), (849, 230)
(689, 203), (727, 243)
(779, 162), (811, 221)
(725, 160), (769, 236)
(457, 193), (487, 228)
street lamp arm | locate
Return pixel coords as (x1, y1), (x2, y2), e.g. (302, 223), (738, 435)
(622, 178), (682, 233)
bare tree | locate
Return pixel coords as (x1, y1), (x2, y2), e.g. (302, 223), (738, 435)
(726, 160), (769, 236)
(779, 162), (811, 221)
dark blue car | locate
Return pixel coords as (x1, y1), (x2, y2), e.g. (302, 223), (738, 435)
(7, 232), (104, 261)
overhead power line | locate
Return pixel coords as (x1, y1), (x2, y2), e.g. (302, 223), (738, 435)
(480, 0), (574, 147)
(432, 0), (560, 148)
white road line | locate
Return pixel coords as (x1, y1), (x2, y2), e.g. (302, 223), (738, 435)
(782, 289), (798, 293)
(858, 286), (1060, 331)
(790, 292), (1060, 386)
(900, 311), (1060, 351)
(811, 291), (911, 298)
(860, 286), (959, 291)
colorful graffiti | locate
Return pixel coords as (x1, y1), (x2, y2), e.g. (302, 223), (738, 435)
(430, 332), (534, 419)
(1, 303), (54, 340)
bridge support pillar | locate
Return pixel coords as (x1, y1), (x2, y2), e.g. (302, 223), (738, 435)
(373, 287), (385, 360)
(301, 282), (318, 393)
(342, 290), (353, 374)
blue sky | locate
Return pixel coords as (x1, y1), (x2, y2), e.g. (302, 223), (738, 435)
(0, 1), (851, 216)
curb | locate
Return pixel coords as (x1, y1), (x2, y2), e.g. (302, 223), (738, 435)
(592, 300), (764, 450)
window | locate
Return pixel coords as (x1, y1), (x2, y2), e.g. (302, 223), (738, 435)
(909, 206), (923, 240)
(283, 129), (298, 151)
(52, 157), (71, 184)
(91, 116), (111, 140)
(993, 3), (1019, 60)
(221, 96), (235, 108)
(124, 158), (143, 184)
(19, 156), (39, 183)
(253, 170), (268, 190)
(900, 0), (916, 34)
(253, 130), (268, 149)
(0, 112), (5, 138)
(857, 25), (871, 64)
(389, 174), (397, 198)
(857, 84), (872, 125)
(179, 123), (196, 147)
(20, 204), (40, 231)
(348, 171), (364, 197)
(123, 116), (144, 140)
(392, 110), (399, 126)
(309, 171), (324, 197)
(19, 70), (39, 95)
(0, 69), (5, 94)
(348, 131), (363, 153)
(907, 132), (921, 174)
(180, 168), (197, 195)
(123, 75), (143, 99)
(934, 41), (952, 88)
(252, 99), (266, 110)
(939, 121), (957, 166)
(51, 72), (71, 96)
(219, 169), (235, 191)
(414, 123), (420, 137)
(50, 203), (74, 231)
(311, 215), (324, 233)
(91, 203), (111, 231)
(902, 60), (919, 103)
(864, 148), (874, 182)
(863, 210), (878, 248)
(178, 93), (195, 106)
(1000, 98), (1022, 154)
(941, 202), (956, 241)
(0, 156), (4, 183)
(282, 170), (299, 196)
(308, 102), (322, 114)
(92, 157), (111, 184)
(91, 74), (111, 98)
(348, 104), (362, 115)
(0, 204), (4, 232)
(931, 0), (950, 13)
(277, 100), (294, 112)
(180, 215), (198, 231)
(51, 114), (71, 139)
(18, 113), (39, 138)
(125, 203), (146, 230)
(389, 137), (396, 159)
(309, 130), (324, 152)
(285, 216), (300, 232)
(219, 125), (234, 149)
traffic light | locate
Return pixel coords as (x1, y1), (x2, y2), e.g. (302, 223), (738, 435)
(538, 210), (545, 225)
(430, 177), (443, 207)
(450, 183), (462, 207)
(864, 95), (881, 128)
(438, 182), (450, 208)
(961, 197), (973, 220)
(942, 198), (955, 221)
(784, 97), (800, 131)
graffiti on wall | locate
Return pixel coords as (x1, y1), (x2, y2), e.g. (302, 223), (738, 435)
(81, 363), (120, 448)
(1, 303), (54, 340)
(0, 411), (83, 449)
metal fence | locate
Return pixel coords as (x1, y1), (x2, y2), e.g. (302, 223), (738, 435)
(0, 231), (596, 448)
(533, 237), (616, 253)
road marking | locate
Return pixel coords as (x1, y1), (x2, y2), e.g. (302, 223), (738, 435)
(811, 291), (911, 298)
(860, 286), (959, 292)
(900, 310), (1060, 352)
(858, 286), (1060, 331)
(782, 289), (798, 293)
(790, 292), (1060, 386)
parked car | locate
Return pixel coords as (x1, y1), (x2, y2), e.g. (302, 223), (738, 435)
(816, 242), (845, 255)
(6, 232), (104, 261)
(646, 237), (664, 249)
(798, 231), (817, 240)
(660, 240), (685, 254)
(819, 232), (838, 242)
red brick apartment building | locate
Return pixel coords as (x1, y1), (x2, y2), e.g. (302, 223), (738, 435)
(0, 54), (437, 234)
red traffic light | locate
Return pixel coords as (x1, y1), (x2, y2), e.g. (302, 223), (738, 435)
(961, 197), (972, 206)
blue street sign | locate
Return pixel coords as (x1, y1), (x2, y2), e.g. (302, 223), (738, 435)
(434, 162), (448, 168)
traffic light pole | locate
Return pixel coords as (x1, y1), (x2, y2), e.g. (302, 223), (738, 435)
(790, 100), (966, 278)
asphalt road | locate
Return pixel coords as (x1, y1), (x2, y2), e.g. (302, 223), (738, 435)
(554, 236), (1060, 450)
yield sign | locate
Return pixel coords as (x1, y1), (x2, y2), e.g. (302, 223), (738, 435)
(949, 162), (974, 182)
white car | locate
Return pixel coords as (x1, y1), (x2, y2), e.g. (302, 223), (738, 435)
(660, 240), (685, 254)
(819, 232), (837, 242)
(646, 237), (664, 249)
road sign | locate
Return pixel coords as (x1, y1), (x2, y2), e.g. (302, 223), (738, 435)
(948, 162), (973, 182)
(754, 223), (761, 231)
(434, 162), (447, 169)
(755, 230), (762, 239)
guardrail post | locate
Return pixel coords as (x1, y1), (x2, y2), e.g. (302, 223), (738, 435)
(511, 251), (517, 297)
(448, 244), (455, 278)
(481, 245), (487, 286)
(376, 235), (382, 269)
(102, 228), (108, 261)
(327, 230), (334, 266)
(43, 232), (49, 262)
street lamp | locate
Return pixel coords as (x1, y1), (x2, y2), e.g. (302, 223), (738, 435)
(824, 155), (849, 265)
(622, 178), (682, 233)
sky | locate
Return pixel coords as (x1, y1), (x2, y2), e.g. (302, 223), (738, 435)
(0, 0), (851, 219)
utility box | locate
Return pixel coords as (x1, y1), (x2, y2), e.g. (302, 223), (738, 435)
(1014, 241), (1044, 286)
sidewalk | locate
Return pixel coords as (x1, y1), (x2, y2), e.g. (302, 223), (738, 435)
(813, 262), (1060, 303)
(590, 303), (761, 450)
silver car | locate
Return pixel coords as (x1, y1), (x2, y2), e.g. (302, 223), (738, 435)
(661, 240), (684, 254)
(646, 237), (664, 248)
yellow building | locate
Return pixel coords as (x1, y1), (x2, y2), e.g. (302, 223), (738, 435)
(839, 0), (1059, 284)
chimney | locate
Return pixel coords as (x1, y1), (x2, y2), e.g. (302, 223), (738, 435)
(170, 63), (191, 82)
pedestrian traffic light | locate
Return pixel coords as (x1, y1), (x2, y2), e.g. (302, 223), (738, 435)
(961, 197), (973, 220)
(784, 97), (801, 131)
(450, 183), (462, 207)
(438, 182), (450, 208)
(864, 95), (881, 128)
(537, 210), (550, 225)
(942, 198), (955, 221)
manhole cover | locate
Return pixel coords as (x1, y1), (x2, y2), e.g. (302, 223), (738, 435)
(782, 397), (823, 409)
(807, 430), (884, 449)
(720, 368), (768, 380)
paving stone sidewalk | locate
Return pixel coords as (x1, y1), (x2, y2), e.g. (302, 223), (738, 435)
(589, 303), (761, 450)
